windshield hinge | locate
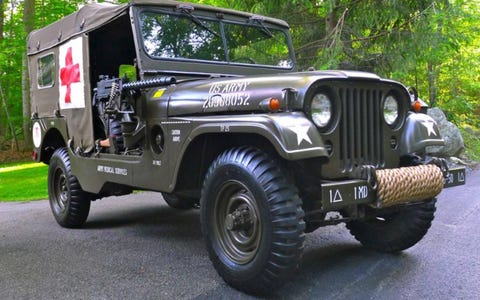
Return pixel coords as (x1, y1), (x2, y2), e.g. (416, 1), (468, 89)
(177, 4), (220, 38)
(249, 15), (265, 22)
(249, 15), (273, 38)
(176, 4), (194, 12)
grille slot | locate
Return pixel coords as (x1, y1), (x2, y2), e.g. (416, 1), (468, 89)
(338, 87), (384, 172)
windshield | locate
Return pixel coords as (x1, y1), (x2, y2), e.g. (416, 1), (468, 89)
(139, 11), (294, 69)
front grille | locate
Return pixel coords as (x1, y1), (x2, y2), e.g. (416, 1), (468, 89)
(338, 87), (384, 172)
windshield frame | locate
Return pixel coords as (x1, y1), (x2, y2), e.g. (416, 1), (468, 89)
(134, 6), (296, 74)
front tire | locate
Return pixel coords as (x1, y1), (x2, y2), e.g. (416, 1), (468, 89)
(346, 199), (436, 253)
(200, 147), (305, 295)
(48, 148), (91, 228)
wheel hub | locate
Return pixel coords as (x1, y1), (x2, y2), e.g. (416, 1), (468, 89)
(214, 181), (261, 265)
(225, 204), (254, 231)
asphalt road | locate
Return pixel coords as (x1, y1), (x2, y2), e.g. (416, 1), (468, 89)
(1, 169), (479, 299)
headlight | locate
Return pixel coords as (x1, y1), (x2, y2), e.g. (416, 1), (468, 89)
(383, 95), (399, 125)
(311, 93), (332, 127)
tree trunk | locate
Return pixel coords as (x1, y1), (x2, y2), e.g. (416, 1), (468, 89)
(427, 0), (449, 108)
(0, 0), (4, 142)
(427, 62), (437, 107)
(0, 0), (5, 142)
(325, 7), (340, 51)
(0, 0), (4, 42)
(22, 0), (35, 150)
(324, 5), (349, 68)
(0, 83), (19, 151)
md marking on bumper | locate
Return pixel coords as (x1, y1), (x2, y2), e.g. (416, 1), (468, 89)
(321, 180), (374, 210)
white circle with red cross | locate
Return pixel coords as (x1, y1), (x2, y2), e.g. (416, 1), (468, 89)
(32, 122), (42, 148)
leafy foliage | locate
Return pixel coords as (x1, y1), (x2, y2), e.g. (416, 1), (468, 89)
(141, 12), (225, 60)
(200, 0), (480, 128)
(0, 0), (89, 149)
(0, 0), (479, 150)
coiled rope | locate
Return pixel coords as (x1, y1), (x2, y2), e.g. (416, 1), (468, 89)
(375, 164), (444, 207)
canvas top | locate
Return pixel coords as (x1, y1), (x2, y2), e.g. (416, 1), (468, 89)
(27, 0), (289, 55)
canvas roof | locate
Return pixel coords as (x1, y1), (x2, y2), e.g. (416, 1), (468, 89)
(27, 0), (289, 56)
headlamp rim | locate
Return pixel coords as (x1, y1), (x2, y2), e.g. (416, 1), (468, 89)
(383, 94), (399, 126)
(310, 92), (333, 128)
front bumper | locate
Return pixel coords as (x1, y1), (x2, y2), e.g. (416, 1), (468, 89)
(320, 165), (466, 210)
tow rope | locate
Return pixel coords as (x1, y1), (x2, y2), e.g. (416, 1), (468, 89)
(375, 164), (444, 207)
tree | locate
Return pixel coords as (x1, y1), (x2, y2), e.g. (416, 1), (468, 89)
(0, 0), (478, 151)
(0, 0), (88, 150)
(0, 81), (18, 150)
(0, 0), (24, 150)
(0, 0), (4, 42)
(22, 0), (35, 149)
(201, 0), (479, 126)
(0, 0), (4, 144)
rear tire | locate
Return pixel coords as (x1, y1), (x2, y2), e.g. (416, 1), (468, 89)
(48, 148), (91, 228)
(200, 147), (305, 295)
(346, 199), (436, 253)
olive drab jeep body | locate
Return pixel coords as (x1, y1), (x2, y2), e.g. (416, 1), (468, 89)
(28, 0), (466, 295)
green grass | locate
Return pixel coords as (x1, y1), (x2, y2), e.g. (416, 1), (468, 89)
(1, 126), (479, 203)
(460, 127), (480, 162)
(0, 162), (48, 202)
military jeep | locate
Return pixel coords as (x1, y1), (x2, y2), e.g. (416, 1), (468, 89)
(28, 0), (466, 295)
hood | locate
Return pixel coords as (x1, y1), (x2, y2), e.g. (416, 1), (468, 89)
(166, 70), (382, 116)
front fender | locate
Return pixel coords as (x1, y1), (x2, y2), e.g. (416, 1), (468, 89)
(187, 112), (328, 160)
(399, 113), (444, 155)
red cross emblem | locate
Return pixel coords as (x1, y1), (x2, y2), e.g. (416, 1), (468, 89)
(60, 47), (80, 104)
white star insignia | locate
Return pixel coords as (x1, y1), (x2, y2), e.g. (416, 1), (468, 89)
(421, 120), (437, 136)
(288, 125), (312, 145)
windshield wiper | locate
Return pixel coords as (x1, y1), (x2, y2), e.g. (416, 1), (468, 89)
(249, 15), (274, 38)
(177, 4), (221, 38)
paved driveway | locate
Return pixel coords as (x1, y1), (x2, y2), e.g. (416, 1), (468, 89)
(1, 169), (479, 299)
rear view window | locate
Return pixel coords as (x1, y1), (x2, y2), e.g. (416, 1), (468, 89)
(37, 53), (55, 88)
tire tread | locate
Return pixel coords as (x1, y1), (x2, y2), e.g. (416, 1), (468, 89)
(201, 146), (305, 295)
(346, 200), (436, 253)
(48, 148), (90, 228)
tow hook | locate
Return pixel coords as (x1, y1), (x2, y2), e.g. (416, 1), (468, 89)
(425, 157), (449, 177)
(350, 165), (378, 190)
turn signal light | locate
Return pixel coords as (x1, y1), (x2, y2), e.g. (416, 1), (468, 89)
(413, 100), (422, 113)
(269, 98), (281, 111)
